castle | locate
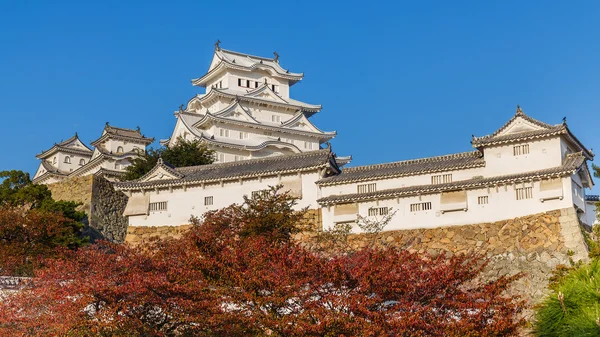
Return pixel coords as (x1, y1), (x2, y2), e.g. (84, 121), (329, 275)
(34, 44), (598, 233)
(33, 123), (153, 184)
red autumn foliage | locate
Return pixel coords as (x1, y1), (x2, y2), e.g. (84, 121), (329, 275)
(0, 189), (525, 336)
(0, 207), (84, 276)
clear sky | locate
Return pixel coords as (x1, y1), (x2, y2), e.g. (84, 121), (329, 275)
(1, 0), (598, 193)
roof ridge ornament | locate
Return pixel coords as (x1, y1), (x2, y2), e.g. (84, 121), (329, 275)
(273, 51), (279, 63)
(214, 39), (221, 51)
(562, 116), (567, 125)
(157, 157), (163, 165)
(179, 104), (184, 113)
(136, 126), (141, 132)
(516, 105), (524, 116)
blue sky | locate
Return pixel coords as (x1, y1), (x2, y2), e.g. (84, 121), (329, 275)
(0, 1), (598, 193)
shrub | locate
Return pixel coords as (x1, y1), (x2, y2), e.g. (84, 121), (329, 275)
(534, 259), (600, 336)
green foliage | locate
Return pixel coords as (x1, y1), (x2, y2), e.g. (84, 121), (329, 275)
(123, 137), (215, 181)
(0, 170), (88, 275)
(0, 170), (52, 209)
(534, 259), (600, 336)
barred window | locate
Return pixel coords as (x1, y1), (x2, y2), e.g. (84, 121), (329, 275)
(149, 201), (167, 212)
(410, 202), (432, 212)
(478, 196), (489, 205)
(239, 132), (249, 139)
(204, 196), (213, 206)
(513, 144), (530, 156)
(368, 207), (389, 216)
(252, 190), (270, 199)
(219, 129), (230, 137)
(357, 183), (377, 194)
(515, 187), (533, 200)
(271, 115), (281, 123)
(431, 174), (452, 184)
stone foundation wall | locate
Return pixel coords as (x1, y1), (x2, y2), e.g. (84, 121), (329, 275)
(125, 225), (193, 245)
(46, 175), (130, 242)
(90, 176), (129, 242)
(47, 175), (94, 213)
(299, 208), (588, 308)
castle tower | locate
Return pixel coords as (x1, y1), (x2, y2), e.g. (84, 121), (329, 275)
(162, 42), (344, 164)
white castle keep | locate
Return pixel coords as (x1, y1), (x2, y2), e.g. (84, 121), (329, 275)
(34, 43), (599, 232)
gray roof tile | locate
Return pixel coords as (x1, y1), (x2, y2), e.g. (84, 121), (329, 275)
(115, 148), (340, 190)
(317, 151), (484, 186)
(318, 152), (586, 205)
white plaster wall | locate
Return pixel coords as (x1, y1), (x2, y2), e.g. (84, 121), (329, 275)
(482, 137), (562, 177)
(53, 153), (92, 174)
(319, 167), (485, 196)
(127, 171), (322, 227)
(322, 177), (574, 233)
(585, 201), (599, 226)
(224, 69), (290, 99)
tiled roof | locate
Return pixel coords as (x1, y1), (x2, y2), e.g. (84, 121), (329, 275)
(471, 107), (593, 159)
(316, 151), (485, 186)
(472, 125), (566, 147)
(587, 195), (600, 202)
(318, 152), (587, 205)
(36, 133), (93, 159)
(91, 123), (154, 146)
(192, 47), (304, 87)
(115, 148), (340, 190)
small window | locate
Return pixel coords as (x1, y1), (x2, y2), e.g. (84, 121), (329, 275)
(149, 201), (167, 212)
(117, 146), (124, 154)
(79, 159), (85, 166)
(53, 157), (57, 164)
(515, 187), (533, 200)
(271, 115), (281, 123)
(304, 141), (313, 150)
(513, 144), (530, 156)
(478, 196), (489, 205)
(252, 190), (270, 199)
(263, 131), (273, 137)
(114, 162), (120, 170)
(219, 129), (230, 137)
(239, 132), (249, 139)
(357, 183), (377, 194)
(255, 81), (259, 88)
(204, 196), (213, 206)
(271, 84), (279, 93)
(431, 174), (452, 184)
(64, 157), (71, 164)
(368, 207), (389, 216)
(234, 155), (243, 162)
(410, 202), (432, 212)
(246, 79), (251, 88)
(238, 78), (242, 87)
(218, 153), (225, 162)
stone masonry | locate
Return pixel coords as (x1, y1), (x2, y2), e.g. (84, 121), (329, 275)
(47, 175), (129, 242)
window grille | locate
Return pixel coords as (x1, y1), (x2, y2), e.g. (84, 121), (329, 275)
(410, 202), (432, 212)
(431, 174), (452, 184)
(252, 190), (270, 199)
(515, 187), (533, 200)
(513, 144), (530, 156)
(204, 196), (213, 206)
(478, 196), (489, 205)
(271, 115), (281, 123)
(357, 183), (377, 194)
(239, 132), (249, 139)
(219, 129), (230, 137)
(368, 207), (389, 216)
(149, 201), (167, 212)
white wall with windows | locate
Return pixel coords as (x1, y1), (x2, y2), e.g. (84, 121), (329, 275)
(321, 177), (575, 232)
(126, 171), (322, 227)
(482, 138), (562, 176)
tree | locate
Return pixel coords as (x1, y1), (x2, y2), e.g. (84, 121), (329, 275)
(534, 259), (600, 336)
(0, 170), (87, 276)
(0, 207), (86, 276)
(0, 187), (525, 336)
(123, 137), (215, 181)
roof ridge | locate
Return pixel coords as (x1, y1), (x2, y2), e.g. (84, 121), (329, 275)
(220, 48), (275, 62)
(344, 151), (482, 172)
(176, 149), (330, 173)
